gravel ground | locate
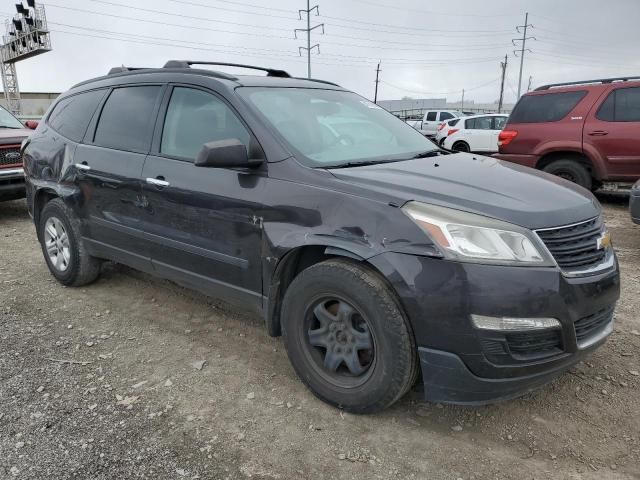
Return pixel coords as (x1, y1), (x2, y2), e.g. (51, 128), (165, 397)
(1, 195), (639, 480)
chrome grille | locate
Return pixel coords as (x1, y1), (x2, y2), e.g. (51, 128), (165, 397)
(0, 145), (22, 168)
(536, 217), (606, 270)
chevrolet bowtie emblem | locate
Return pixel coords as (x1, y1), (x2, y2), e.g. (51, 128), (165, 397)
(597, 231), (612, 250)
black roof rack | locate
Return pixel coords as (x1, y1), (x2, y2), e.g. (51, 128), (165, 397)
(163, 60), (291, 78)
(107, 66), (146, 75)
(535, 76), (640, 91)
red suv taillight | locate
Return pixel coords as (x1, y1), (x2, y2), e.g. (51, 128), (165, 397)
(437, 122), (446, 131)
(498, 130), (518, 146)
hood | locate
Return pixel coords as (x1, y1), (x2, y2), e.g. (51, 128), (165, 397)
(328, 153), (600, 230)
(0, 127), (32, 144)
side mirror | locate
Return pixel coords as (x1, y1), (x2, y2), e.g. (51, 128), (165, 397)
(25, 120), (39, 130)
(194, 139), (262, 168)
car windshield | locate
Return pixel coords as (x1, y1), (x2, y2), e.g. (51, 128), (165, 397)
(238, 87), (438, 167)
(0, 105), (24, 129)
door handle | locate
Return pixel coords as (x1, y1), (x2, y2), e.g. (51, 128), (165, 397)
(75, 163), (91, 171)
(146, 177), (170, 187)
(588, 130), (609, 136)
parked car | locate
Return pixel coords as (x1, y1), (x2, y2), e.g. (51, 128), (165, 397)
(443, 114), (508, 153)
(495, 76), (640, 191)
(631, 179), (640, 224)
(0, 105), (37, 202)
(23, 61), (620, 413)
(407, 110), (464, 137)
(434, 117), (462, 146)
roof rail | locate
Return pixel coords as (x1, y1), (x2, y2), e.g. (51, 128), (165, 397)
(163, 60), (291, 78)
(107, 66), (146, 75)
(535, 76), (640, 91)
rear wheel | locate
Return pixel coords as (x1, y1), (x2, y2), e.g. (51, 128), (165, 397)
(39, 198), (101, 286)
(452, 141), (470, 152)
(281, 259), (417, 414)
(542, 159), (592, 190)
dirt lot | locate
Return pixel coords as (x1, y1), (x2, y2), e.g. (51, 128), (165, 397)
(1, 196), (639, 480)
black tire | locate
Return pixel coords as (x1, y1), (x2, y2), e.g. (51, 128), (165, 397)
(281, 259), (418, 414)
(542, 159), (592, 190)
(452, 141), (470, 152)
(39, 198), (101, 287)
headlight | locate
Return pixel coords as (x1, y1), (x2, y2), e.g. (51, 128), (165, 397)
(402, 202), (554, 266)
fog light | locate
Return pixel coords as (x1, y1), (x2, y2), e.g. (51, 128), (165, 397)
(471, 315), (561, 331)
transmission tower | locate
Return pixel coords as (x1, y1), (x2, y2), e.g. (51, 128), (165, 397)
(512, 12), (535, 100)
(295, 1), (324, 79)
(0, 1), (51, 116)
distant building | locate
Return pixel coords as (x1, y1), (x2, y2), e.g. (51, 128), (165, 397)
(377, 97), (515, 116)
(0, 92), (60, 118)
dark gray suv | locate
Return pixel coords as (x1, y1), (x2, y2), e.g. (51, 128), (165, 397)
(22, 61), (620, 413)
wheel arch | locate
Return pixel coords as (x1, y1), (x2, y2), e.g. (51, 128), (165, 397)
(33, 187), (61, 237)
(265, 244), (391, 337)
(535, 150), (603, 180)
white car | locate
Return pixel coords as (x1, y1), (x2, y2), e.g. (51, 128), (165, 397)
(407, 110), (464, 137)
(443, 114), (508, 153)
(433, 117), (463, 146)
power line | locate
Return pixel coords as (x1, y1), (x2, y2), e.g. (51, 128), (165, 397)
(45, 3), (294, 39)
(295, 1), (324, 78)
(165, 0), (295, 14)
(85, 0), (297, 21)
(339, 0), (522, 18)
(380, 78), (499, 97)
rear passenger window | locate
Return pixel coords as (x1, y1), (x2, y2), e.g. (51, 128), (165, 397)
(509, 91), (587, 123)
(597, 87), (640, 122)
(48, 89), (106, 142)
(439, 112), (454, 120)
(466, 117), (492, 129)
(94, 86), (162, 152)
(426, 112), (437, 121)
(161, 87), (250, 160)
(493, 117), (507, 129)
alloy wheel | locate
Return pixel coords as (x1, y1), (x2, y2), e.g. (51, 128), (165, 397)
(43, 217), (71, 272)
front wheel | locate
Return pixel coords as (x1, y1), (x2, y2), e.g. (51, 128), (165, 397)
(281, 259), (418, 414)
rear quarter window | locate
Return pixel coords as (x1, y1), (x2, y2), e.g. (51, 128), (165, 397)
(508, 90), (587, 123)
(48, 89), (107, 142)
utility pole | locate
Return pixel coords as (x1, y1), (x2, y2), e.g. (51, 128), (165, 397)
(512, 12), (535, 99)
(374, 62), (381, 103)
(461, 89), (465, 110)
(498, 54), (507, 113)
(527, 75), (533, 92)
(295, 0), (324, 79)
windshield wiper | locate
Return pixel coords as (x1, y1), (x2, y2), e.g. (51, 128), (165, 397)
(412, 150), (446, 159)
(325, 159), (402, 169)
(0, 125), (23, 129)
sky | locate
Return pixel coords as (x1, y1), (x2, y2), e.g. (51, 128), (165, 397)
(4, 0), (640, 105)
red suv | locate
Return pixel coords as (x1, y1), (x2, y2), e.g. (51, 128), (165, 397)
(495, 77), (640, 190)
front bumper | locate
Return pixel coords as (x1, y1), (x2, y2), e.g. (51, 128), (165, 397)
(369, 252), (620, 404)
(631, 181), (640, 225)
(0, 167), (25, 201)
